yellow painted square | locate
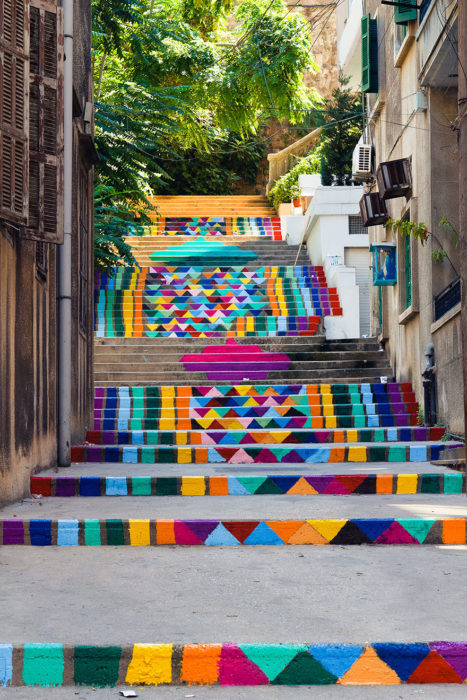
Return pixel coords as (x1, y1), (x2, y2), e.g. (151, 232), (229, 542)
(321, 394), (333, 405)
(396, 474), (418, 494)
(181, 477), (206, 496)
(129, 519), (151, 546)
(347, 446), (367, 462)
(322, 405), (334, 417)
(126, 644), (173, 685)
(178, 448), (192, 463)
(346, 430), (358, 443)
(161, 398), (174, 409)
(176, 432), (188, 445)
(320, 384), (331, 395)
(325, 416), (337, 429)
(161, 387), (175, 398)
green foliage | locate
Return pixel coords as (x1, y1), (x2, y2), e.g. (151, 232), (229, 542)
(94, 183), (139, 274)
(387, 218), (429, 244)
(387, 217), (460, 275)
(268, 148), (322, 210)
(92, 0), (321, 269)
(316, 74), (362, 185)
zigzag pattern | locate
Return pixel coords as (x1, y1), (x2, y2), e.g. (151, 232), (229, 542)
(134, 215), (282, 238)
(3, 642), (467, 687)
(2, 518), (467, 545)
(93, 383), (419, 431)
(70, 442), (450, 464)
(94, 265), (341, 338)
(30, 472), (465, 497)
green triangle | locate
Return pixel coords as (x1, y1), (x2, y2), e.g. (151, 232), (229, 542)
(254, 478), (284, 494)
(272, 651), (338, 685)
(237, 476), (268, 494)
(239, 645), (307, 681)
(397, 519), (436, 543)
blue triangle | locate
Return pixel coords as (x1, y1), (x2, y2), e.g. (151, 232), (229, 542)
(373, 644), (430, 681)
(244, 521), (284, 545)
(204, 523), (240, 546)
(307, 645), (364, 678)
(227, 477), (250, 495)
(352, 519), (395, 541)
(269, 476), (302, 493)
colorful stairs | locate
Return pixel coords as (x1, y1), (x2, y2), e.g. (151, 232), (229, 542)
(2, 196), (466, 689)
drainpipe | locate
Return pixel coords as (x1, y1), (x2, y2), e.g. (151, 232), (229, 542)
(58, 0), (73, 466)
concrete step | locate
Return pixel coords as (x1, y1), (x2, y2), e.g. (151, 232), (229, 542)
(94, 336), (382, 349)
(93, 369), (391, 384)
(93, 351), (385, 364)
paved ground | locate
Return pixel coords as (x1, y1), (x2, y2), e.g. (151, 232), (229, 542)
(36, 460), (455, 477)
(4, 493), (467, 519)
(1, 546), (467, 643)
(4, 684), (467, 698)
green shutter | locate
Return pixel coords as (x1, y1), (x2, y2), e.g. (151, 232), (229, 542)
(395, 0), (417, 24)
(405, 234), (412, 308)
(361, 15), (378, 93)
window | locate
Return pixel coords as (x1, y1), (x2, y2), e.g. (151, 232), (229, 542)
(361, 15), (378, 93)
(0, 0), (64, 242)
(394, 23), (407, 59)
(35, 240), (48, 280)
(404, 232), (412, 308)
(433, 277), (461, 322)
(349, 215), (366, 235)
(419, 0), (433, 23)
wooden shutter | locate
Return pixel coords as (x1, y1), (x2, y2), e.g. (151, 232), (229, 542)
(395, 0), (417, 25)
(24, 0), (63, 242)
(0, 0), (29, 225)
(361, 14), (378, 94)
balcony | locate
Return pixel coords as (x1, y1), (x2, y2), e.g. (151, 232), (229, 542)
(337, 0), (363, 90)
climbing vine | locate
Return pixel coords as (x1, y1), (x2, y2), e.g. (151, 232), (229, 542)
(387, 217), (459, 273)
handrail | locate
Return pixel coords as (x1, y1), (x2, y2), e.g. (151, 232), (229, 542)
(294, 209), (315, 266)
(267, 127), (322, 194)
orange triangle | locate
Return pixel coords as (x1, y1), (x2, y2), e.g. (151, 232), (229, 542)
(287, 522), (327, 545)
(265, 520), (303, 543)
(408, 651), (463, 683)
(287, 477), (318, 495)
(339, 647), (400, 685)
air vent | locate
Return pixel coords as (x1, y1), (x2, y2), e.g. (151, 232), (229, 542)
(359, 192), (389, 226)
(376, 157), (412, 199)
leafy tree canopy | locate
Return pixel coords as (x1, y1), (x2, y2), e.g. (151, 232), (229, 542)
(92, 0), (321, 272)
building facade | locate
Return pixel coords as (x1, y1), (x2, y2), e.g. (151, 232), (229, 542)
(0, 0), (95, 503)
(336, 0), (463, 435)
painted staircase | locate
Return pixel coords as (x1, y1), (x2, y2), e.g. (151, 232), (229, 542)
(1, 196), (466, 690)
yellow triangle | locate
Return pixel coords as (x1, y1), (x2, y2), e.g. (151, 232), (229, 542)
(244, 398), (259, 406)
(271, 431), (291, 443)
(339, 647), (401, 685)
(307, 519), (347, 542)
(236, 386), (253, 396)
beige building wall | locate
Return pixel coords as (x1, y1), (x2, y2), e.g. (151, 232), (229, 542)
(363, 1), (463, 435)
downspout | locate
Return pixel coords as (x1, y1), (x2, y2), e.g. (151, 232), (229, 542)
(58, 0), (73, 466)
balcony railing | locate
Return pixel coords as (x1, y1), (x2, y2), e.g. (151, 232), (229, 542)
(433, 277), (461, 322)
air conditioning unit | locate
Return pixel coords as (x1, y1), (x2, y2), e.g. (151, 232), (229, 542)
(352, 138), (373, 181)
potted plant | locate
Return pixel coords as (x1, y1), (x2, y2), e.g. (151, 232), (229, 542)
(291, 183), (301, 208)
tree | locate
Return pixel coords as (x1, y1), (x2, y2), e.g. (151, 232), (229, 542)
(315, 74), (362, 185)
(92, 0), (321, 270)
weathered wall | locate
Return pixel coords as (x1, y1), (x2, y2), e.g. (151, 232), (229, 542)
(0, 0), (94, 504)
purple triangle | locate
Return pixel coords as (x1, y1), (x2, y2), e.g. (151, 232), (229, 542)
(305, 475), (335, 493)
(430, 643), (467, 680)
(183, 520), (220, 542)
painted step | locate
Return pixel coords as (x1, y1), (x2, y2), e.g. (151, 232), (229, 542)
(2, 516), (467, 546)
(30, 471), (465, 497)
(2, 641), (467, 687)
(85, 427), (445, 446)
(70, 442), (453, 464)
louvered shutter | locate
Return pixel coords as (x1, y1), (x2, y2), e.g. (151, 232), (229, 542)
(0, 0), (29, 225)
(24, 0), (63, 242)
(361, 14), (378, 94)
(395, 0), (417, 25)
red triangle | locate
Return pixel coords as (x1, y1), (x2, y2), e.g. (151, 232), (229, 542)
(335, 475), (367, 493)
(408, 651), (463, 683)
(255, 448), (279, 462)
(222, 521), (259, 543)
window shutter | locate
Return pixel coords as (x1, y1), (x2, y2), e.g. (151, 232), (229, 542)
(395, 0), (417, 25)
(361, 14), (378, 94)
(0, 0), (29, 225)
(24, 0), (63, 243)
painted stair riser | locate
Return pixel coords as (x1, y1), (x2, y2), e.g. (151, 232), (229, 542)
(4, 642), (467, 687)
(2, 518), (467, 546)
(93, 414), (420, 431)
(85, 427), (445, 446)
(70, 443), (449, 464)
(30, 473), (465, 498)
(95, 382), (415, 397)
